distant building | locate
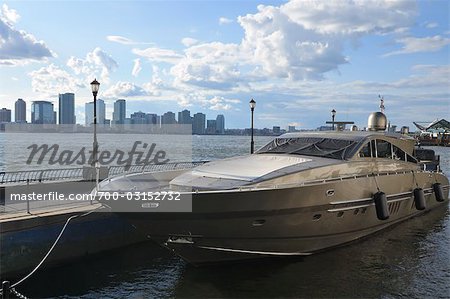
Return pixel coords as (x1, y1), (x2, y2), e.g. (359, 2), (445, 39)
(216, 114), (225, 134)
(193, 113), (206, 134)
(206, 119), (217, 134)
(15, 99), (26, 123)
(31, 101), (55, 124)
(58, 93), (75, 124)
(178, 109), (192, 124)
(131, 111), (147, 124)
(113, 99), (126, 125)
(273, 126), (281, 134)
(85, 99), (105, 126)
(0, 108), (12, 123)
(288, 125), (296, 132)
(146, 113), (158, 125)
(162, 111), (177, 124)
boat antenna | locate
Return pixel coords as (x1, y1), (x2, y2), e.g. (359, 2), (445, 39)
(379, 95), (385, 113)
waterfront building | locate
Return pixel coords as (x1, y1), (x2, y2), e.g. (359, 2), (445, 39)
(178, 109), (192, 124)
(193, 113), (206, 134)
(273, 126), (281, 134)
(131, 111), (147, 124)
(206, 119), (217, 134)
(288, 125), (296, 132)
(113, 99), (126, 125)
(85, 99), (105, 126)
(162, 111), (177, 124)
(58, 93), (75, 124)
(216, 114), (225, 134)
(31, 101), (55, 124)
(0, 108), (12, 123)
(146, 113), (158, 125)
(15, 99), (26, 123)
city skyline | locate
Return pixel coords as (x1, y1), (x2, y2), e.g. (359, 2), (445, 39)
(0, 1), (448, 129)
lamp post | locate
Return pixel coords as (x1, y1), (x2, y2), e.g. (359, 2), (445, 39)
(90, 79), (100, 167)
(249, 99), (256, 154)
(331, 109), (336, 130)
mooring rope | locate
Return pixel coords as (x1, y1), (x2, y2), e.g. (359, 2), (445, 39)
(0, 204), (105, 298)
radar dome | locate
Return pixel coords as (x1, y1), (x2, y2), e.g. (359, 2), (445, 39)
(367, 112), (387, 131)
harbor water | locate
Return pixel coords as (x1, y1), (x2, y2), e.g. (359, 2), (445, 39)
(2, 135), (449, 298)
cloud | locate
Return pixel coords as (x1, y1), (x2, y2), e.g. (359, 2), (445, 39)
(423, 22), (438, 29)
(0, 4), (54, 65)
(280, 0), (416, 35)
(103, 81), (149, 97)
(132, 47), (183, 64)
(219, 17), (233, 25)
(181, 37), (199, 47)
(131, 58), (142, 77)
(28, 64), (84, 95)
(165, 0), (418, 89)
(67, 47), (118, 83)
(106, 35), (153, 45)
(1, 4), (19, 24)
(384, 35), (450, 57)
(208, 96), (241, 110)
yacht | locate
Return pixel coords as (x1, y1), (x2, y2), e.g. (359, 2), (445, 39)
(98, 112), (449, 265)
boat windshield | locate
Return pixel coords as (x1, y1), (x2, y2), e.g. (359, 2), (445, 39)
(256, 137), (360, 160)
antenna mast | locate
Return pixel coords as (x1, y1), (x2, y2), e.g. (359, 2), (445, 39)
(379, 95), (385, 113)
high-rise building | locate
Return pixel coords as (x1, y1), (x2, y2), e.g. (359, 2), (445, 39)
(0, 108), (12, 123)
(272, 126), (281, 134)
(113, 99), (126, 125)
(85, 99), (105, 126)
(192, 113), (206, 134)
(178, 109), (192, 124)
(146, 113), (157, 125)
(206, 119), (217, 134)
(216, 114), (225, 134)
(31, 101), (55, 124)
(288, 125), (296, 132)
(15, 99), (26, 123)
(130, 111), (147, 124)
(162, 111), (177, 124)
(58, 93), (75, 124)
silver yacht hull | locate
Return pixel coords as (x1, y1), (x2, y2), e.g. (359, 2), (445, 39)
(121, 171), (449, 265)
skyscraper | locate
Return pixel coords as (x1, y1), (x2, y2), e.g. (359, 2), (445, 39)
(206, 119), (217, 134)
(178, 109), (192, 124)
(15, 99), (26, 123)
(31, 101), (55, 124)
(58, 93), (75, 124)
(216, 114), (225, 134)
(85, 99), (105, 126)
(113, 99), (126, 125)
(130, 111), (147, 124)
(192, 113), (206, 134)
(0, 108), (12, 123)
(146, 113), (157, 125)
(162, 111), (177, 124)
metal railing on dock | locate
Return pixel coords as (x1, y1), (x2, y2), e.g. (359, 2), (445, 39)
(0, 161), (207, 185)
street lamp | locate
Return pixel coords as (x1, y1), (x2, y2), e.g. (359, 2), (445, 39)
(249, 99), (256, 154)
(90, 79), (100, 167)
(331, 109), (336, 130)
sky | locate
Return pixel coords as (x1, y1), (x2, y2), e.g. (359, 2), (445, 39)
(0, 0), (449, 129)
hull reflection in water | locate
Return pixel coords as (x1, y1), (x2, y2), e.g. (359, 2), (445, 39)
(100, 115), (449, 265)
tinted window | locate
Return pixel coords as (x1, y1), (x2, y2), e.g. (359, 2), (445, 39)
(392, 145), (406, 161)
(359, 142), (371, 157)
(376, 140), (392, 158)
(256, 137), (360, 160)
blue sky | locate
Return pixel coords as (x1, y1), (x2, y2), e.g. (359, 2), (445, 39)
(0, 0), (448, 129)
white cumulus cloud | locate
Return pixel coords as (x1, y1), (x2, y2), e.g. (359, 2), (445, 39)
(104, 81), (149, 97)
(0, 4), (54, 65)
(28, 64), (84, 95)
(181, 37), (199, 47)
(67, 47), (118, 83)
(219, 17), (233, 25)
(132, 47), (183, 64)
